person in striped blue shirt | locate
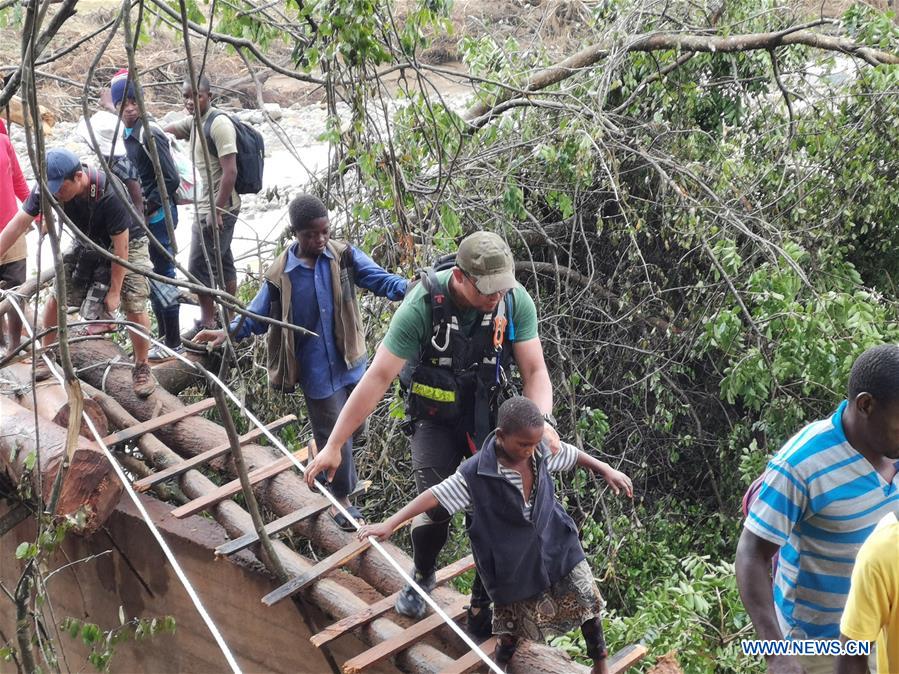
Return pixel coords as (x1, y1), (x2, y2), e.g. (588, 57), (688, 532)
(736, 344), (899, 674)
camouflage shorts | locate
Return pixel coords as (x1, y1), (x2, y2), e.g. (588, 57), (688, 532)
(56, 236), (151, 315)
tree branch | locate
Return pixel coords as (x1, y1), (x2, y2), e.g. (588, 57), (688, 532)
(463, 25), (899, 122)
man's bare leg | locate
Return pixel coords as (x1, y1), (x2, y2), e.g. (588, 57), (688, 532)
(126, 310), (151, 364)
(41, 296), (60, 348)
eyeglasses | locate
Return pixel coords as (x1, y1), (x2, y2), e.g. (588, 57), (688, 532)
(461, 270), (509, 297)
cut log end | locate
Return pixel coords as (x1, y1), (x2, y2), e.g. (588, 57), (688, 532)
(0, 397), (123, 535)
(52, 398), (110, 438)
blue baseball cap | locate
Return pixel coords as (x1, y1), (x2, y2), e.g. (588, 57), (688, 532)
(45, 148), (82, 195)
(110, 69), (135, 106)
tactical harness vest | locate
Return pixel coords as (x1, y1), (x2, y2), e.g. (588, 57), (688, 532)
(405, 265), (516, 448)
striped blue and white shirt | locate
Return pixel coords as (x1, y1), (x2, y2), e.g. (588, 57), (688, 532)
(431, 442), (580, 519)
(745, 400), (899, 640)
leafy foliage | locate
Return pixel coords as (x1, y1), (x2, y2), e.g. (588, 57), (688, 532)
(61, 613), (176, 673)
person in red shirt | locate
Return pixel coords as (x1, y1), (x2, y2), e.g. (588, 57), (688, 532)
(0, 120), (31, 352)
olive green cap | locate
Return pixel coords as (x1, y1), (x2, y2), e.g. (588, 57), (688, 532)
(456, 231), (516, 294)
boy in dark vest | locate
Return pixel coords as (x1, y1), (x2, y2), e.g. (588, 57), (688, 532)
(358, 396), (633, 672)
(193, 193), (408, 526)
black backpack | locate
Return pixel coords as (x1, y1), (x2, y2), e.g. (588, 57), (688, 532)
(203, 110), (265, 194)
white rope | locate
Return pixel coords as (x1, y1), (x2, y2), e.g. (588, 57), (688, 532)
(100, 355), (123, 394)
(2, 291), (243, 674)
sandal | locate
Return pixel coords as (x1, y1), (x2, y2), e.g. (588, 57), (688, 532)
(330, 505), (364, 532)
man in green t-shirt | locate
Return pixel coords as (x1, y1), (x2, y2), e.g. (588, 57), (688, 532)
(306, 231), (558, 630)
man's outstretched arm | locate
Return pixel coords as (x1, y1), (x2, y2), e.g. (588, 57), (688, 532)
(304, 343), (406, 486)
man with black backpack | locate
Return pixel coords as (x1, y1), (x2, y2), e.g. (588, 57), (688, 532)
(305, 231), (559, 634)
(110, 69), (183, 358)
(165, 74), (263, 347)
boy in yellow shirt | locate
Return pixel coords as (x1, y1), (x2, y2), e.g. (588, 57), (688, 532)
(837, 511), (899, 674)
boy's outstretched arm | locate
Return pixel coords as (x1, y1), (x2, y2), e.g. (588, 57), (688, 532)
(575, 449), (634, 498)
(357, 490), (440, 542)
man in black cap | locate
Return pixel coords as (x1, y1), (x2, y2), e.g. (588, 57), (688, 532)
(305, 231), (558, 631)
(0, 148), (157, 397)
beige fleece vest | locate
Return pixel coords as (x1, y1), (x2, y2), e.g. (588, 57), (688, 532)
(263, 239), (366, 392)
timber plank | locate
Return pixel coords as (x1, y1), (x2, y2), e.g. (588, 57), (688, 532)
(608, 644), (648, 673)
(216, 501), (331, 556)
(132, 414), (297, 491)
(215, 480), (371, 557)
(342, 597), (468, 673)
(441, 636), (497, 674)
(262, 520), (411, 606)
(170, 447), (307, 519)
(310, 554), (475, 648)
(100, 398), (216, 446)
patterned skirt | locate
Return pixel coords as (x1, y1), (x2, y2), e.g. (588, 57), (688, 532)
(492, 559), (604, 641)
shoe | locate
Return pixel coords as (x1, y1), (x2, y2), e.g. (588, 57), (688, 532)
(180, 321), (218, 351)
(495, 636), (517, 665)
(394, 568), (436, 620)
(32, 350), (57, 381)
(148, 344), (169, 361)
(132, 362), (157, 398)
(465, 604), (493, 641)
(148, 344), (184, 361)
(330, 505), (365, 532)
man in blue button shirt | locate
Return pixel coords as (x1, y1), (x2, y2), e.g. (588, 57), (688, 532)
(195, 193), (408, 529)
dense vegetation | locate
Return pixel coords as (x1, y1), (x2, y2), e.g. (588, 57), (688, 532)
(213, 2), (899, 671)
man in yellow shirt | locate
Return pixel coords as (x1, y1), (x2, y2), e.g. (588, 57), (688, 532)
(837, 512), (899, 674)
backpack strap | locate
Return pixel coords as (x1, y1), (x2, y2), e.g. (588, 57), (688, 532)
(422, 266), (452, 353)
(83, 167), (105, 241)
(202, 109), (222, 158)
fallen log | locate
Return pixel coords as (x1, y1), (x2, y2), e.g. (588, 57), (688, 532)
(0, 268), (53, 321)
(0, 397), (122, 533)
(5, 96), (56, 135)
(69, 339), (591, 673)
(2, 361), (108, 438)
(151, 349), (219, 395)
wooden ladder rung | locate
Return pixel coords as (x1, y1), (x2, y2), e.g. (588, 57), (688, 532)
(171, 447), (308, 519)
(342, 597), (468, 673)
(310, 554), (475, 648)
(133, 414), (297, 492)
(441, 636), (497, 674)
(217, 501), (331, 557)
(100, 398), (216, 446)
(215, 480), (371, 557)
(262, 520), (411, 606)
(608, 644), (648, 673)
